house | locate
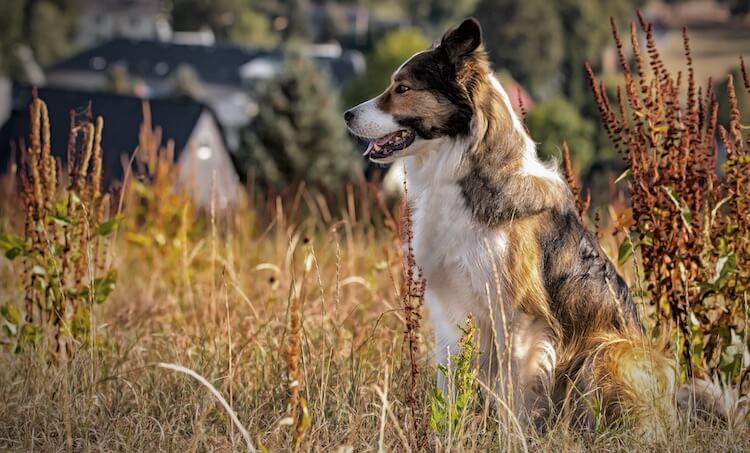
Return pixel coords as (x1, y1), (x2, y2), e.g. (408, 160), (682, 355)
(0, 85), (240, 209)
(45, 38), (364, 150)
(75, 0), (171, 48)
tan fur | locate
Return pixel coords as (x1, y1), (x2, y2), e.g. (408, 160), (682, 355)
(504, 216), (558, 333)
(376, 87), (456, 131)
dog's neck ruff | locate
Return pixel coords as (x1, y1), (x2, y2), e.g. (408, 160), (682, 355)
(406, 72), (567, 228)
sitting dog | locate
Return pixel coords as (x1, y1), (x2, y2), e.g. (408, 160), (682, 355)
(345, 18), (679, 433)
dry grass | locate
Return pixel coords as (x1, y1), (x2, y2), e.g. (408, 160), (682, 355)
(0, 182), (748, 451)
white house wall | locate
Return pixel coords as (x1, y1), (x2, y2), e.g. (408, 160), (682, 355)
(177, 111), (240, 209)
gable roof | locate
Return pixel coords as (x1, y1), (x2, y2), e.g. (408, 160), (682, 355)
(0, 84), (219, 185)
(47, 37), (362, 88)
(49, 37), (275, 86)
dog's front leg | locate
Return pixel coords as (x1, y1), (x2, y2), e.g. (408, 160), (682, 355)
(427, 290), (462, 394)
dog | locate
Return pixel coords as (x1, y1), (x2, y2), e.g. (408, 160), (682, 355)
(344, 18), (681, 433)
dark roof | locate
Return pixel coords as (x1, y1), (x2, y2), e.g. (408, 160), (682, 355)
(48, 37), (275, 86)
(315, 53), (361, 87)
(0, 84), (214, 185)
(47, 37), (361, 88)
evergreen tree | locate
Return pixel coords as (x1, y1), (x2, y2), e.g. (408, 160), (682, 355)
(240, 53), (362, 191)
(169, 65), (205, 99)
(474, 0), (563, 98)
(556, 0), (608, 108)
(0, 0), (76, 79)
(28, 0), (74, 66)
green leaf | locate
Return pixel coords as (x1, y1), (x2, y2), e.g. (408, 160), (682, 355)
(5, 247), (23, 260)
(1, 303), (21, 325)
(0, 233), (24, 250)
(50, 214), (72, 227)
(429, 387), (449, 433)
(133, 181), (152, 199)
(695, 281), (715, 294)
(618, 238), (635, 265)
(18, 323), (43, 349)
(0, 233), (26, 260)
(31, 265), (47, 276)
(710, 253), (737, 287)
(123, 232), (152, 247)
(95, 215), (123, 237)
(661, 186), (693, 232)
(80, 269), (118, 304)
(2, 320), (17, 337)
(614, 168), (631, 184)
(719, 329), (746, 380)
(710, 196), (732, 226)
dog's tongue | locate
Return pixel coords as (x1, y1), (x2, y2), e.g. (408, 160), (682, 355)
(363, 131), (401, 156)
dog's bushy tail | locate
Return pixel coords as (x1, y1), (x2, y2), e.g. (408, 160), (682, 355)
(572, 331), (750, 436)
(559, 332), (678, 439)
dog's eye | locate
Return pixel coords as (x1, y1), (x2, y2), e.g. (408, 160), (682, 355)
(395, 84), (411, 94)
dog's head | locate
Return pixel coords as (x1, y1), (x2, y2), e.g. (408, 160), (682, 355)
(344, 18), (487, 163)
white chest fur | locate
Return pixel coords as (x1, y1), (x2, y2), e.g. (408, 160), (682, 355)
(404, 148), (511, 359)
(403, 146), (556, 409)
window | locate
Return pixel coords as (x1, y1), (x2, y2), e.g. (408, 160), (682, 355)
(197, 145), (213, 161)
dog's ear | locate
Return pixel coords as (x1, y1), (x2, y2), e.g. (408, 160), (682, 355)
(440, 18), (482, 65)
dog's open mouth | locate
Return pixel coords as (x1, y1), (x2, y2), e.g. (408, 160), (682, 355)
(363, 129), (416, 160)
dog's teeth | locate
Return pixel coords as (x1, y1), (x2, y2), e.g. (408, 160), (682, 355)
(373, 144), (381, 151)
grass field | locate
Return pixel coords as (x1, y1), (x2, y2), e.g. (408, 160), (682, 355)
(0, 180), (747, 452)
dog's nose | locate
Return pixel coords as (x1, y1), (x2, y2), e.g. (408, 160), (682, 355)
(344, 110), (354, 123)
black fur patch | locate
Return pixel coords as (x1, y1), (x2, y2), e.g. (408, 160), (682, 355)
(540, 207), (640, 341)
(395, 49), (475, 138)
(459, 170), (551, 224)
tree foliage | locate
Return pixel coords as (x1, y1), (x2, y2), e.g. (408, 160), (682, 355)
(342, 28), (430, 107)
(0, 0), (76, 79)
(474, 0), (563, 97)
(556, 0), (610, 107)
(240, 53), (362, 191)
(406, 0), (479, 29)
(526, 97), (595, 172)
(474, 0), (644, 100)
(171, 0), (279, 45)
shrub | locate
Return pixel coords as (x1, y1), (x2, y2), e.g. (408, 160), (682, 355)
(586, 16), (750, 388)
(120, 102), (201, 285)
(240, 53), (362, 192)
(430, 316), (478, 437)
(0, 94), (118, 359)
(526, 97), (596, 173)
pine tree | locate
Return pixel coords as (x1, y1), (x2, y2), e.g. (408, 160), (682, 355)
(0, 0), (76, 79)
(240, 53), (362, 191)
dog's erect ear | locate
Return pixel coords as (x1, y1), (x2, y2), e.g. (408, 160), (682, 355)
(440, 18), (482, 64)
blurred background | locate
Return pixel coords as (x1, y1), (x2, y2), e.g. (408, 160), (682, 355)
(0, 0), (748, 208)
